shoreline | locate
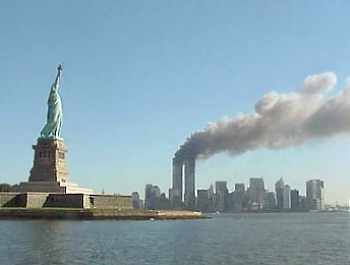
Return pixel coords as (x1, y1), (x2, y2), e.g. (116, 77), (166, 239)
(0, 208), (204, 220)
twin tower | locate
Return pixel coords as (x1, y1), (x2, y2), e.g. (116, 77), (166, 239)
(171, 153), (196, 210)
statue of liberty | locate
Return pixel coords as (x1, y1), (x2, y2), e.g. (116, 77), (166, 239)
(40, 64), (63, 138)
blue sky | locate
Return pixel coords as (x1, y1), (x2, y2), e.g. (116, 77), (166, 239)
(1, 1), (349, 205)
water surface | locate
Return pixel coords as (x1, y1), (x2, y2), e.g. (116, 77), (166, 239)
(0, 212), (348, 265)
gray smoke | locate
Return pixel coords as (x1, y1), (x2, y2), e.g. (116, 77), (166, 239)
(177, 72), (350, 159)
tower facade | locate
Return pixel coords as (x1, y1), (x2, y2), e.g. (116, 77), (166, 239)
(275, 178), (284, 210)
(283, 184), (291, 210)
(215, 181), (228, 212)
(171, 156), (183, 208)
(306, 179), (324, 211)
(249, 177), (265, 207)
(184, 157), (196, 210)
(171, 153), (196, 210)
(291, 189), (300, 211)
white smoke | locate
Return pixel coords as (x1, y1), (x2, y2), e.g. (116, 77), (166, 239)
(178, 72), (350, 159)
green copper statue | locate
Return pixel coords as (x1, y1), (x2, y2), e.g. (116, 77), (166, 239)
(40, 64), (63, 138)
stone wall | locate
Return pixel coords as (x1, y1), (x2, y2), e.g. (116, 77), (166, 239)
(0, 193), (26, 207)
(26, 193), (50, 208)
(1, 193), (131, 209)
(0, 192), (87, 208)
(43, 194), (89, 208)
(90, 195), (132, 209)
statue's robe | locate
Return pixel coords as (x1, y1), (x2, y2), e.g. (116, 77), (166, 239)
(40, 82), (62, 138)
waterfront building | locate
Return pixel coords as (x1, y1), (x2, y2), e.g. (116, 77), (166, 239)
(168, 188), (173, 206)
(144, 184), (153, 209)
(306, 179), (324, 211)
(171, 154), (196, 210)
(207, 184), (215, 212)
(171, 156), (183, 208)
(132, 192), (141, 209)
(197, 189), (210, 212)
(152, 186), (161, 198)
(215, 181), (228, 193)
(144, 184), (162, 209)
(275, 178), (284, 211)
(207, 184), (214, 200)
(151, 185), (161, 209)
(159, 193), (170, 209)
(291, 189), (300, 211)
(283, 184), (291, 210)
(263, 191), (276, 211)
(184, 157), (196, 210)
(226, 192), (235, 212)
(300, 196), (308, 211)
(234, 183), (245, 192)
(249, 177), (265, 208)
(215, 181), (228, 212)
(233, 183), (247, 212)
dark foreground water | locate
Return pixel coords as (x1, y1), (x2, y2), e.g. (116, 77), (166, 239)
(0, 212), (348, 265)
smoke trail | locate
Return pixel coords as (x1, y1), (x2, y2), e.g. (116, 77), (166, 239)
(177, 72), (350, 159)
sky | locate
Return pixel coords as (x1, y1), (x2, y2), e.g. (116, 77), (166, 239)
(1, 1), (349, 205)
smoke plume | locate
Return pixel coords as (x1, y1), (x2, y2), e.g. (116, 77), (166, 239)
(177, 72), (350, 159)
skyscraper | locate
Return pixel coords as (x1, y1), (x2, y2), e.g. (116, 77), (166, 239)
(275, 178), (284, 211)
(207, 184), (214, 200)
(171, 156), (183, 208)
(283, 184), (291, 210)
(249, 178), (265, 207)
(132, 192), (141, 209)
(215, 181), (228, 212)
(233, 183), (247, 212)
(234, 183), (245, 193)
(144, 184), (161, 209)
(306, 179), (324, 211)
(184, 157), (196, 210)
(264, 191), (276, 211)
(197, 189), (209, 212)
(291, 189), (300, 211)
(144, 184), (153, 209)
(215, 181), (228, 194)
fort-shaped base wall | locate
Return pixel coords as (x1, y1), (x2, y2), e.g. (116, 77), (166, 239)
(0, 192), (132, 209)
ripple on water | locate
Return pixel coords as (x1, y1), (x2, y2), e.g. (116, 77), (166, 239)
(0, 213), (348, 265)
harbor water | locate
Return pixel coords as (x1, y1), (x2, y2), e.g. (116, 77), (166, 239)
(0, 212), (348, 265)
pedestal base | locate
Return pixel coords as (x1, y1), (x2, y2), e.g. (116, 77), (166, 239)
(10, 181), (93, 194)
(29, 138), (69, 182)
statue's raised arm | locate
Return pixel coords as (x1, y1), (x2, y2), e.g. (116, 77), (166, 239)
(40, 64), (64, 138)
(52, 63), (63, 92)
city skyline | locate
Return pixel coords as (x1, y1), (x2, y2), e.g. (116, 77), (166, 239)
(142, 176), (331, 212)
(144, 176), (326, 204)
(1, 1), (349, 205)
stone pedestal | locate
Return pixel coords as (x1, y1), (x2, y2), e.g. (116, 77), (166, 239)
(10, 137), (93, 194)
(29, 138), (69, 183)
